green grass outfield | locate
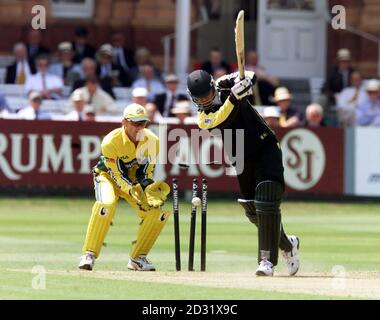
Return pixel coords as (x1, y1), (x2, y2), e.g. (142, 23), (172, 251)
(0, 197), (380, 300)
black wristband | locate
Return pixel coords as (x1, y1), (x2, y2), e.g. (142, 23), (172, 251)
(140, 178), (154, 190)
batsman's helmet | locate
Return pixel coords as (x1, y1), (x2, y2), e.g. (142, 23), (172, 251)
(187, 70), (216, 111)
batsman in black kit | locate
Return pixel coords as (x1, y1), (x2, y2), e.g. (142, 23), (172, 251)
(187, 69), (300, 276)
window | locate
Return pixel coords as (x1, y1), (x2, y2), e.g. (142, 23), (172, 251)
(51, 0), (94, 18)
(267, 0), (315, 11)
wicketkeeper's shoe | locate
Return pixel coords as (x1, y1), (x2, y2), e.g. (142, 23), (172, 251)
(282, 235), (300, 276)
(255, 258), (274, 276)
(128, 255), (156, 271)
(78, 252), (96, 271)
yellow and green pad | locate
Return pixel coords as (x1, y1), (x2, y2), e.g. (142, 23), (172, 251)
(82, 201), (116, 258)
(145, 181), (171, 207)
(130, 208), (171, 259)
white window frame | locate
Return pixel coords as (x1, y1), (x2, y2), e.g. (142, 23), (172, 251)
(51, 0), (94, 19)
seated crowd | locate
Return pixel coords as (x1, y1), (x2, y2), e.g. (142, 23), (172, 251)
(0, 29), (379, 129)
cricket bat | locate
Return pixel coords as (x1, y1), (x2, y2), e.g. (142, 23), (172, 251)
(235, 10), (245, 80)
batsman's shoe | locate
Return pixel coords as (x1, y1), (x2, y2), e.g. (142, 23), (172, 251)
(78, 252), (96, 270)
(128, 255), (156, 271)
(282, 235), (300, 276)
(255, 258), (274, 276)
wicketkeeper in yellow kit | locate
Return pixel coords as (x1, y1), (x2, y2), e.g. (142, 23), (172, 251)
(78, 103), (170, 271)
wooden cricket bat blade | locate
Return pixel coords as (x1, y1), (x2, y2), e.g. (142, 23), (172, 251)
(235, 10), (245, 80)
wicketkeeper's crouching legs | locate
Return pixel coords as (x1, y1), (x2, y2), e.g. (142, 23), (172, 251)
(83, 201), (116, 257)
(125, 187), (171, 271)
(79, 174), (118, 270)
(80, 173), (171, 271)
(82, 173), (118, 258)
(129, 207), (171, 259)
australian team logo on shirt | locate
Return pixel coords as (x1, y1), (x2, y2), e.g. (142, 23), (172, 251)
(103, 156), (115, 164)
(204, 118), (212, 125)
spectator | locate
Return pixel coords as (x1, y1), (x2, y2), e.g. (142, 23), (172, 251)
(336, 71), (367, 127)
(245, 50), (279, 87)
(72, 58), (114, 98)
(17, 91), (50, 120)
(132, 64), (165, 101)
(322, 48), (355, 105)
(131, 87), (148, 106)
(72, 27), (96, 64)
(204, 0), (222, 19)
(62, 90), (88, 121)
(154, 74), (189, 117)
(263, 106), (280, 129)
(255, 78), (277, 106)
(0, 93), (10, 116)
(111, 32), (136, 72)
(356, 79), (380, 126)
(70, 77), (118, 115)
(273, 87), (304, 128)
(145, 102), (164, 124)
(305, 103), (326, 128)
(212, 67), (228, 81)
(96, 44), (131, 87)
(129, 47), (161, 81)
(238, 51), (278, 105)
(171, 100), (198, 124)
(245, 50), (261, 73)
(5, 42), (36, 84)
(49, 42), (80, 87)
(201, 48), (231, 75)
(83, 105), (96, 122)
(25, 30), (50, 66)
(24, 55), (63, 100)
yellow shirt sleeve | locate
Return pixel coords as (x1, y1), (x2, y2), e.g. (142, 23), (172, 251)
(136, 134), (160, 182)
(101, 140), (134, 194)
(146, 137), (159, 180)
(197, 97), (235, 130)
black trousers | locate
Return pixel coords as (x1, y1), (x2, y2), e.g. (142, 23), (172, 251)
(236, 141), (292, 256)
(237, 142), (284, 199)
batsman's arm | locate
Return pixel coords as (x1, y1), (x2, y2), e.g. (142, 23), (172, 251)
(198, 96), (240, 130)
(216, 71), (257, 98)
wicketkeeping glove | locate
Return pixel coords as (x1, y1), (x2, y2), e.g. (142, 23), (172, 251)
(144, 181), (171, 208)
(129, 184), (151, 211)
(231, 77), (253, 100)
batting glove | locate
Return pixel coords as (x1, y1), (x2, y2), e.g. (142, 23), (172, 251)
(145, 181), (171, 208)
(230, 77), (253, 100)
